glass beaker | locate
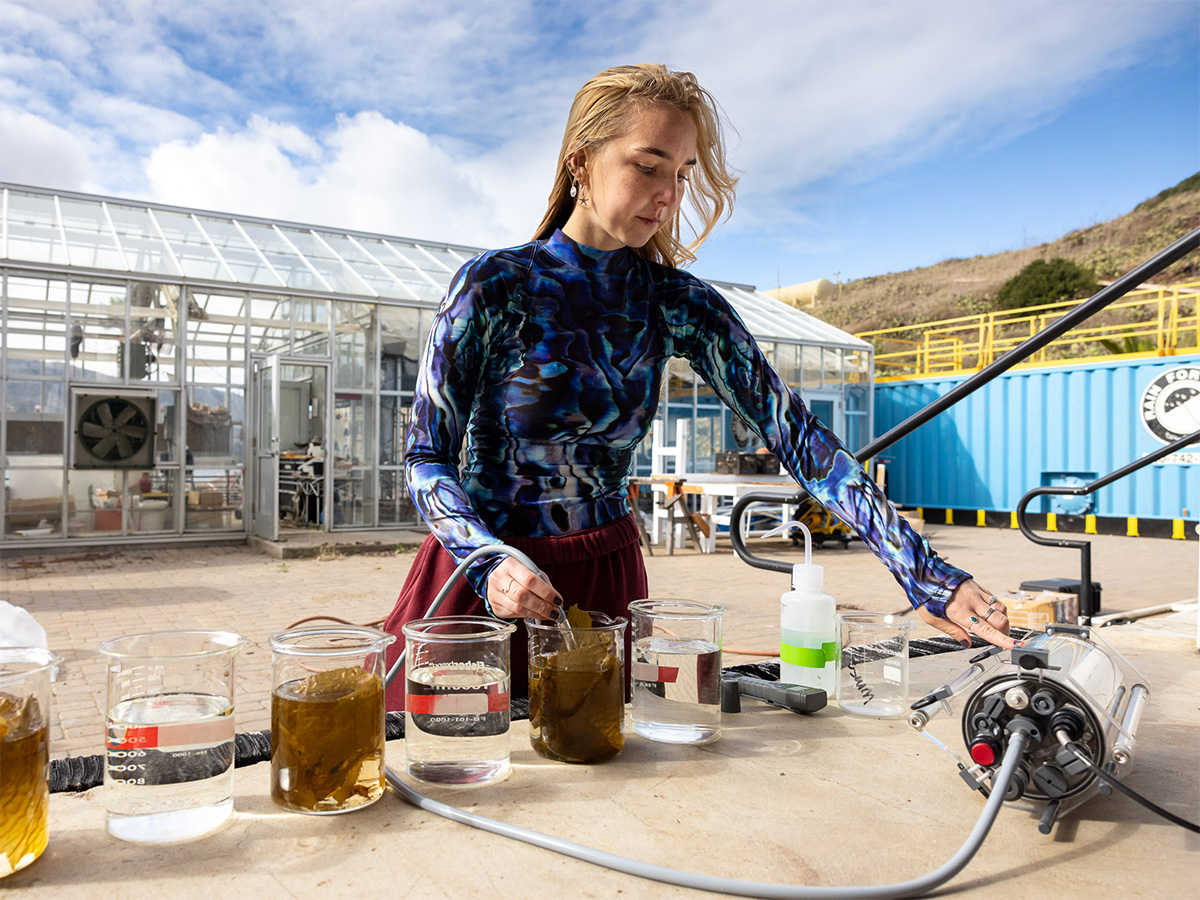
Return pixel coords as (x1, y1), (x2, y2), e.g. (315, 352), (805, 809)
(837, 614), (912, 718)
(401, 616), (516, 785)
(1, 648), (60, 879)
(269, 625), (395, 814)
(527, 611), (626, 764)
(629, 599), (724, 744)
(98, 631), (245, 843)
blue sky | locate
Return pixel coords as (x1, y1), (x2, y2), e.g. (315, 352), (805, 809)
(1, 0), (1196, 291)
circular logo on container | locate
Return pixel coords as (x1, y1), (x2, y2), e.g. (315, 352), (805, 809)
(1141, 366), (1200, 443)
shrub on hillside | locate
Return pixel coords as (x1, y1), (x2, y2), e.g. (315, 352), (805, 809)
(993, 258), (1100, 310)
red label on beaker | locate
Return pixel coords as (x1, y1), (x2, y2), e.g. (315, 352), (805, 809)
(631, 663), (679, 684)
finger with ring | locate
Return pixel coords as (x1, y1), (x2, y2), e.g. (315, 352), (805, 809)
(982, 605), (997, 621)
(506, 577), (519, 596)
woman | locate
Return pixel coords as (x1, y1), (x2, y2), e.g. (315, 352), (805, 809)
(382, 64), (1013, 710)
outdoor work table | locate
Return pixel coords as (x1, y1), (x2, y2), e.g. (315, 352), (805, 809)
(17, 627), (1198, 899)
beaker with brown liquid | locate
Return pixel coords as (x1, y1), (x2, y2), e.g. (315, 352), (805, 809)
(269, 627), (394, 814)
(1, 649), (59, 879)
(527, 610), (626, 764)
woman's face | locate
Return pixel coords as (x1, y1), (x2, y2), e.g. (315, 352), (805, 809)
(564, 102), (698, 252)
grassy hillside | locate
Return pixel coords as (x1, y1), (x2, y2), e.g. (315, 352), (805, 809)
(817, 173), (1200, 336)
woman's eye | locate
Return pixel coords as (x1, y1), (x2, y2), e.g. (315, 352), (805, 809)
(638, 165), (655, 174)
(678, 173), (690, 182)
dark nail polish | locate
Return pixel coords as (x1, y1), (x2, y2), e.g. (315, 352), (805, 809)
(958, 638), (971, 649)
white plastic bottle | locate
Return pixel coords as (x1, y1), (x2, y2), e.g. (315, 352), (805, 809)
(776, 523), (838, 693)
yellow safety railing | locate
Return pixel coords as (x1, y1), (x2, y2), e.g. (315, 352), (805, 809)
(857, 281), (1200, 381)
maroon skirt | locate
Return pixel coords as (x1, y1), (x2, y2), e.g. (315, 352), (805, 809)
(381, 515), (647, 711)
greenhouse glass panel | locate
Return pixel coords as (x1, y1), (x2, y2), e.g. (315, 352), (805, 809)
(412, 243), (468, 275)
(775, 343), (802, 388)
(334, 301), (376, 389)
(380, 305), (423, 391)
(379, 469), (416, 524)
(196, 216), (282, 285)
(107, 203), (179, 276)
(250, 296), (291, 353)
(59, 198), (125, 271)
(292, 296), (330, 358)
(154, 210), (231, 281)
(802, 345), (823, 389)
(5, 191), (69, 265)
(322, 233), (418, 299)
(5, 273), (68, 316)
(237, 221), (322, 291)
(127, 282), (177, 384)
(68, 280), (127, 382)
(376, 240), (448, 302)
(281, 228), (375, 296)
(823, 347), (844, 385)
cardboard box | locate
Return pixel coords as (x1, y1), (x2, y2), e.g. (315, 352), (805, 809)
(999, 590), (1079, 630)
(186, 490), (225, 509)
(7, 497), (76, 530)
(93, 508), (123, 531)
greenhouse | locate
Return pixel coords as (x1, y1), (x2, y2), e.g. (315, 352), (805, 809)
(0, 184), (873, 548)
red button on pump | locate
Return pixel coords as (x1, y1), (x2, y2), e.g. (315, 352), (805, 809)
(970, 736), (1000, 766)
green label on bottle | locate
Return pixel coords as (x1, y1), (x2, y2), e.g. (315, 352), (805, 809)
(780, 638), (839, 669)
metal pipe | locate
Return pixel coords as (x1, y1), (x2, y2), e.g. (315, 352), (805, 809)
(1113, 684), (1149, 766)
(1015, 428), (1200, 621)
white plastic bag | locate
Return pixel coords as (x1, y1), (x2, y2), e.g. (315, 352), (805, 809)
(0, 600), (48, 649)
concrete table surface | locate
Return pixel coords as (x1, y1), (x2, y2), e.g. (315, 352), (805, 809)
(8, 626), (1198, 899)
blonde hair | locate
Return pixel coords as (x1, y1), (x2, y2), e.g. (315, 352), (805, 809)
(533, 64), (738, 268)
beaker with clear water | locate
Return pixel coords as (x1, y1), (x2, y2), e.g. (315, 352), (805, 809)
(269, 625), (395, 814)
(98, 631), (244, 843)
(629, 599), (724, 744)
(527, 611), (626, 764)
(401, 616), (516, 785)
(1, 647), (61, 878)
(837, 614), (912, 718)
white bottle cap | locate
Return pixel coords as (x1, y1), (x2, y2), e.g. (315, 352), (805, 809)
(792, 561), (824, 592)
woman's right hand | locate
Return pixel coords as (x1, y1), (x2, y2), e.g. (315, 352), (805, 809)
(486, 557), (561, 620)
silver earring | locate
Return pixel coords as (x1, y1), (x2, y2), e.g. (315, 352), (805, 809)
(570, 179), (578, 199)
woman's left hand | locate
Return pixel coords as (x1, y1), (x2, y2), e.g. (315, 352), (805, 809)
(917, 579), (1018, 650)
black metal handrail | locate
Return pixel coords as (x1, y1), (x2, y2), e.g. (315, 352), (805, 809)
(1016, 427), (1200, 622)
(731, 225), (1200, 574)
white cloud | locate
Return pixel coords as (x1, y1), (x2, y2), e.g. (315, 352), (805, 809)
(144, 112), (507, 247)
(0, 108), (93, 189)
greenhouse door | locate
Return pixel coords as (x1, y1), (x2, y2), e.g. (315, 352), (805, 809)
(805, 392), (845, 443)
(252, 355), (331, 540)
(252, 355), (281, 541)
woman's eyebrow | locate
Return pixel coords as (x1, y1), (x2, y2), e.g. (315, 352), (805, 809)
(634, 146), (697, 166)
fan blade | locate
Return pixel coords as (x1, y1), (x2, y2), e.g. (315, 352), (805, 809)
(81, 422), (108, 438)
(113, 404), (138, 427)
(93, 437), (117, 458)
(115, 436), (133, 457)
(97, 402), (114, 426)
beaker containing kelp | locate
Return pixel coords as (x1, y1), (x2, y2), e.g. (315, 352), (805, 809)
(269, 626), (395, 814)
(1, 648), (60, 878)
(527, 609), (626, 764)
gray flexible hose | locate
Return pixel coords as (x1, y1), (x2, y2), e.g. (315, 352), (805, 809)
(385, 731), (1027, 899)
(384, 542), (1031, 898)
(383, 543), (547, 688)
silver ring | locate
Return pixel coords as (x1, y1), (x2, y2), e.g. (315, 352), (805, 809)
(982, 605), (997, 621)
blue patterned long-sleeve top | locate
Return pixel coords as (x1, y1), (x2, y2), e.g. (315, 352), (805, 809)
(405, 230), (968, 616)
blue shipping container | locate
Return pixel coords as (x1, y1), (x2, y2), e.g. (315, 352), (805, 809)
(873, 355), (1199, 520)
